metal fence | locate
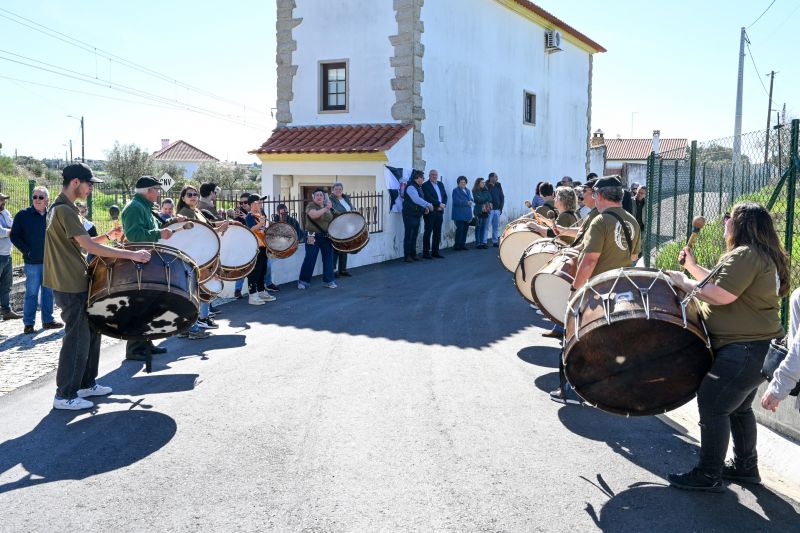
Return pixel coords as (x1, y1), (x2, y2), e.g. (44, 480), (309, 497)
(2, 178), (383, 271)
(644, 119), (799, 326)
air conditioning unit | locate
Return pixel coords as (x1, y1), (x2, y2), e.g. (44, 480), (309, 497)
(545, 29), (563, 52)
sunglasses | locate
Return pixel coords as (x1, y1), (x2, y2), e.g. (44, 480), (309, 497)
(239, 200), (249, 204)
(184, 192), (199, 198)
(723, 212), (731, 222)
(32, 195), (47, 200)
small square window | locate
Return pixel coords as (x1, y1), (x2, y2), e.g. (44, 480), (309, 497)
(523, 91), (536, 126)
(321, 61), (347, 112)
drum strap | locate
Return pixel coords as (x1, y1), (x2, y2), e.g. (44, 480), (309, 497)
(602, 211), (633, 253)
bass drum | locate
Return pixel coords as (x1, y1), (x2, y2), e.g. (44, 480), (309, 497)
(498, 222), (544, 272)
(531, 248), (580, 325)
(199, 276), (224, 303)
(564, 268), (713, 416)
(158, 220), (220, 283)
(513, 238), (563, 305)
(328, 212), (369, 253)
(264, 222), (299, 259)
(87, 243), (200, 340)
(219, 221), (259, 280)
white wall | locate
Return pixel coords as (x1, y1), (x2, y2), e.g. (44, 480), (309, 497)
(420, 0), (592, 222)
(291, 0), (397, 126)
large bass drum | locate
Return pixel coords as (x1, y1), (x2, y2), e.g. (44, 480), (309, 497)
(563, 268), (713, 416)
(87, 243), (200, 340)
(328, 212), (369, 253)
(264, 222), (299, 259)
(513, 238), (563, 305)
(158, 220), (220, 283)
(219, 221), (259, 280)
(498, 221), (544, 272)
(531, 248), (580, 324)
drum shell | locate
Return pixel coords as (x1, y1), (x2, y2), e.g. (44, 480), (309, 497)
(513, 238), (563, 305)
(87, 244), (200, 340)
(220, 221), (260, 270)
(328, 213), (369, 254)
(264, 222), (299, 259)
(531, 249), (579, 324)
(158, 220), (220, 283)
(499, 223), (544, 272)
(218, 254), (257, 281)
(563, 268), (713, 416)
(199, 278), (224, 303)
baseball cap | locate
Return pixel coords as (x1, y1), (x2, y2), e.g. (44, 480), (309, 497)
(593, 176), (623, 189)
(0, 192), (9, 200)
(135, 176), (163, 189)
(63, 163), (103, 184)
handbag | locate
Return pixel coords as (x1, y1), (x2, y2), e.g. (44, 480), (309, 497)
(761, 338), (800, 396)
(468, 216), (478, 227)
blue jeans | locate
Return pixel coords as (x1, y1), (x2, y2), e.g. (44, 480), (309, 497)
(235, 277), (245, 291)
(23, 263), (54, 326)
(264, 256), (273, 286)
(476, 216), (488, 245)
(199, 301), (209, 320)
(299, 235), (334, 284)
(0, 255), (12, 312)
(488, 210), (501, 243)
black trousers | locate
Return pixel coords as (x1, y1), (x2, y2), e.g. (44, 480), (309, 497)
(403, 214), (422, 258)
(54, 291), (101, 399)
(422, 210), (443, 254)
(696, 340), (770, 476)
(248, 248), (267, 293)
(454, 221), (469, 249)
(333, 251), (348, 273)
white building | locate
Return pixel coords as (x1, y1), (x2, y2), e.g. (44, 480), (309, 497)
(152, 139), (219, 179)
(252, 0), (604, 281)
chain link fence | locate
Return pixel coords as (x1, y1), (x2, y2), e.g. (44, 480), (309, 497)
(644, 119), (799, 326)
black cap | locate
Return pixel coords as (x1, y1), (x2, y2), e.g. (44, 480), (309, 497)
(593, 175), (623, 189)
(63, 163), (103, 184)
(135, 176), (163, 189)
(584, 177), (598, 188)
(247, 194), (261, 205)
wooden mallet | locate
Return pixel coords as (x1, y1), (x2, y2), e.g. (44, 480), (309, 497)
(680, 216), (705, 266)
(169, 222), (195, 234)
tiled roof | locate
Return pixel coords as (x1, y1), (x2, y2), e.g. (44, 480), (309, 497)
(604, 138), (688, 160)
(512, 1), (606, 53)
(152, 140), (219, 162)
(250, 123), (412, 154)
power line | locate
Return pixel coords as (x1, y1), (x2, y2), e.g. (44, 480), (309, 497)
(748, 0), (777, 28)
(0, 7), (270, 114)
(743, 32), (772, 98)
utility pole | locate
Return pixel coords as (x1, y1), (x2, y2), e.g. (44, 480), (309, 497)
(80, 116), (85, 162)
(764, 71), (775, 165)
(733, 27), (746, 164)
(69, 139), (73, 163)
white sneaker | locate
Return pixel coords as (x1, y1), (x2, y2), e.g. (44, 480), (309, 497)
(323, 282), (337, 289)
(53, 396), (94, 410)
(77, 384), (113, 398)
(248, 293), (266, 305)
(297, 282), (307, 290)
(258, 291), (276, 302)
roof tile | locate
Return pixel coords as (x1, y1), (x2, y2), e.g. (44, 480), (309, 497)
(152, 140), (219, 162)
(604, 138), (688, 160)
(250, 123), (412, 154)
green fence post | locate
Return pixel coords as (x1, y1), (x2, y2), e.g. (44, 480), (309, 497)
(656, 159), (664, 254)
(645, 152), (655, 267)
(731, 164), (737, 207)
(718, 166), (724, 214)
(700, 162), (707, 216)
(87, 192), (93, 220)
(672, 160), (679, 239)
(686, 141), (697, 238)
(28, 179), (35, 204)
(782, 119), (799, 327)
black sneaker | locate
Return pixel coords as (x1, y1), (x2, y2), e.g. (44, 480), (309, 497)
(668, 468), (725, 493)
(234, 289), (243, 299)
(266, 283), (280, 291)
(196, 317), (219, 329)
(722, 460), (761, 484)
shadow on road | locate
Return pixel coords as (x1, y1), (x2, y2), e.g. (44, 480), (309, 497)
(557, 405), (800, 530)
(517, 345), (560, 368)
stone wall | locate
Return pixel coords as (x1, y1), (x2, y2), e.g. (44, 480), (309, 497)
(276, 0), (302, 126)
(390, 0), (425, 169)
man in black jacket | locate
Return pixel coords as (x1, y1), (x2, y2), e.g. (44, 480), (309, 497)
(421, 169), (447, 258)
(10, 186), (62, 333)
(486, 172), (505, 247)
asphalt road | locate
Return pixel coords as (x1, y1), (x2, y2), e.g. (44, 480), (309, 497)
(1, 246), (798, 532)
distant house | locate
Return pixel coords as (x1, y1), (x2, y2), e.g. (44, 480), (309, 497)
(151, 139), (219, 178)
(590, 130), (687, 184)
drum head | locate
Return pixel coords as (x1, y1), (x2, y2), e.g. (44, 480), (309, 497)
(514, 240), (560, 304)
(88, 291), (198, 339)
(533, 273), (572, 324)
(220, 223), (259, 268)
(264, 222), (297, 252)
(499, 229), (543, 272)
(159, 221), (220, 267)
(201, 277), (224, 294)
(329, 212), (366, 239)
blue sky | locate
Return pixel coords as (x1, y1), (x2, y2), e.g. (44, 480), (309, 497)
(0, 1), (796, 163)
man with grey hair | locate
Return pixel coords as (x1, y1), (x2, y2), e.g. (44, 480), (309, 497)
(421, 169), (447, 258)
(11, 186), (62, 332)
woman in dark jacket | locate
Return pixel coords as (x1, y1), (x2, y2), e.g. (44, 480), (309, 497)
(472, 178), (492, 249)
(451, 176), (474, 251)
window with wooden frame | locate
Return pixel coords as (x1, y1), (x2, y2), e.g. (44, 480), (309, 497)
(321, 61), (348, 112)
(523, 91), (536, 126)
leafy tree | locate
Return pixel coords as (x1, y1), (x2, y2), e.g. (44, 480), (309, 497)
(192, 162), (249, 191)
(0, 155), (16, 175)
(105, 142), (153, 190)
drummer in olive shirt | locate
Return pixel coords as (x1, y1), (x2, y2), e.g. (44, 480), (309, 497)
(666, 203), (788, 492)
(45, 163), (151, 410)
(572, 176), (641, 290)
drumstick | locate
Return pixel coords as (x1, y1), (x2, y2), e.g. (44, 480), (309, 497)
(679, 216), (705, 266)
(169, 222), (195, 234)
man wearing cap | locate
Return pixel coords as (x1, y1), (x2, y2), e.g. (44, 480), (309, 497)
(0, 191), (21, 320)
(120, 176), (183, 360)
(46, 163), (152, 410)
(10, 186), (63, 332)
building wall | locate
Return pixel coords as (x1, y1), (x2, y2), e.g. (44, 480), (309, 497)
(290, 0), (397, 126)
(420, 0), (592, 219)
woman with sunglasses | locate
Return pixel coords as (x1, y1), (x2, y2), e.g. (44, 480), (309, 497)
(667, 203), (789, 492)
